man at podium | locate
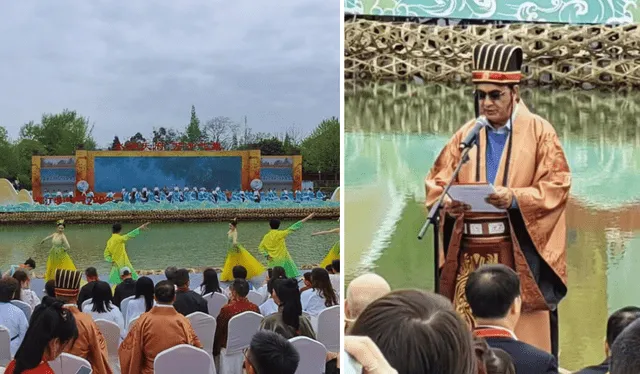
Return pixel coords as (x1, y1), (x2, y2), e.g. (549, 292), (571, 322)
(424, 42), (571, 357)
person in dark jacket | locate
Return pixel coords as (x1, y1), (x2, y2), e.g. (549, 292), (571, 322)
(172, 268), (208, 316)
(113, 267), (137, 308)
(466, 264), (557, 374)
(77, 267), (99, 307)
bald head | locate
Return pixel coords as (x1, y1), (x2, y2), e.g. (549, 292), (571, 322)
(346, 273), (391, 319)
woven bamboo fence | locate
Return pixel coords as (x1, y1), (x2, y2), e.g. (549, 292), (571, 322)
(345, 19), (640, 89)
(0, 207), (340, 225)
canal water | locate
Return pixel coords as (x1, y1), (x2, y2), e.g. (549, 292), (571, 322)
(344, 83), (640, 371)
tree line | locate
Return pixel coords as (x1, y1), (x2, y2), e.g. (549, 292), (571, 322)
(0, 106), (339, 189)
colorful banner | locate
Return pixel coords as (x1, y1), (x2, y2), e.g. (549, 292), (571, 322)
(345, 0), (638, 24)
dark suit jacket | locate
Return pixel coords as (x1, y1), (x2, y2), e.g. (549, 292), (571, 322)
(484, 336), (558, 374)
(575, 358), (609, 374)
(113, 278), (136, 308)
(77, 281), (97, 308)
(173, 290), (208, 316)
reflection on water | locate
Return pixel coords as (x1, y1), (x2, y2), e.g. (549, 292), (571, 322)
(345, 83), (640, 371)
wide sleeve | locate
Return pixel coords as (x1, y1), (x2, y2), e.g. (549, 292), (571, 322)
(123, 228), (141, 242)
(213, 308), (231, 355)
(286, 220), (304, 233)
(424, 130), (465, 208)
(118, 317), (144, 374)
(88, 323), (113, 374)
(104, 242), (113, 263)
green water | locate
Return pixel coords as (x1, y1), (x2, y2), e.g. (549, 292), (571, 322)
(0, 221), (338, 276)
(345, 83), (640, 371)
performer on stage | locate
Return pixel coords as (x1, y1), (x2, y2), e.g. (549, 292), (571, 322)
(424, 43), (571, 357)
(220, 218), (266, 281)
(104, 222), (150, 285)
(313, 226), (340, 268)
(258, 213), (315, 278)
(40, 220), (77, 282)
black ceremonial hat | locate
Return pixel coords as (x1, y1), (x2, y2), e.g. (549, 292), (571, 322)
(472, 43), (523, 84)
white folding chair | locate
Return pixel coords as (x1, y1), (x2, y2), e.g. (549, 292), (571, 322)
(186, 312), (216, 359)
(0, 327), (11, 367)
(48, 352), (92, 374)
(10, 300), (31, 321)
(246, 290), (264, 306)
(290, 336), (327, 374)
(154, 344), (215, 374)
(316, 305), (340, 352)
(81, 298), (93, 311)
(94, 319), (120, 357)
(203, 292), (228, 319)
(120, 295), (135, 321)
(128, 315), (140, 330)
(218, 311), (263, 374)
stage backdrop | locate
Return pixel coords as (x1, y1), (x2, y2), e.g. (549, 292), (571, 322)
(260, 155), (302, 191)
(344, 0), (638, 24)
(31, 156), (76, 198)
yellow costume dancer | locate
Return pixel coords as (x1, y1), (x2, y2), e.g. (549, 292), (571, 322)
(258, 213), (315, 278)
(104, 222), (149, 285)
(220, 219), (265, 281)
(314, 227), (340, 268)
(41, 220), (77, 282)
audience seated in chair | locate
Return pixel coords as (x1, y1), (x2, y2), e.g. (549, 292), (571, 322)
(223, 265), (254, 299)
(125, 276), (155, 328)
(82, 281), (126, 339)
(301, 268), (339, 318)
(12, 270), (40, 311)
(260, 278), (315, 339)
(609, 317), (640, 374)
(118, 280), (202, 374)
(465, 264), (557, 374)
(213, 278), (260, 356)
(172, 268), (208, 317)
(78, 267), (99, 308)
(196, 268), (222, 296)
(113, 267), (137, 308)
(243, 331), (299, 374)
(0, 277), (28, 357)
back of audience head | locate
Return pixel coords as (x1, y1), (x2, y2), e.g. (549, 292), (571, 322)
(311, 267), (338, 307)
(303, 272), (312, 287)
(607, 306), (640, 356)
(350, 289), (476, 374)
(465, 264), (521, 327)
(611, 318), (640, 374)
(244, 331), (299, 374)
(271, 266), (287, 280)
(273, 279), (302, 330)
(332, 259), (340, 273)
(44, 280), (56, 298)
(135, 276), (155, 311)
(165, 266), (178, 283)
(231, 278), (250, 299)
(325, 264), (334, 274)
(173, 268), (190, 288)
(346, 273), (391, 321)
(200, 268), (222, 295)
(232, 265), (248, 280)
(155, 280), (176, 304)
(13, 297), (78, 374)
(91, 281), (114, 313)
(85, 267), (98, 282)
(13, 269), (30, 289)
(0, 276), (19, 303)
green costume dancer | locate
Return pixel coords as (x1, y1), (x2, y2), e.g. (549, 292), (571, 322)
(258, 213), (315, 278)
(104, 222), (149, 285)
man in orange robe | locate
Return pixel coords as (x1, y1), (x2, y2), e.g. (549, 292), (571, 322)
(118, 280), (202, 374)
(55, 269), (113, 374)
(425, 43), (571, 357)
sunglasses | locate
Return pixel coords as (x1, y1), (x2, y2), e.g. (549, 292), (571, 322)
(475, 90), (507, 101)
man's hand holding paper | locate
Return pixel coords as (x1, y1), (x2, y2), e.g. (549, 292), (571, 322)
(486, 186), (514, 209)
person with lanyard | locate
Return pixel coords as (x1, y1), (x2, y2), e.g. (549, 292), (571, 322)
(425, 42), (571, 357)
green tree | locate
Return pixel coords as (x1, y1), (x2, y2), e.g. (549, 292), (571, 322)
(301, 117), (340, 174)
(183, 105), (204, 143)
(152, 127), (179, 144)
(19, 110), (96, 154)
(109, 136), (122, 150)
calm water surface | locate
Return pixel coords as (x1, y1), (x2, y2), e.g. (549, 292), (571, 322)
(345, 83), (640, 371)
(0, 220), (338, 276)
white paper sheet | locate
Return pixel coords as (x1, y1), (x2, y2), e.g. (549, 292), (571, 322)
(446, 183), (505, 213)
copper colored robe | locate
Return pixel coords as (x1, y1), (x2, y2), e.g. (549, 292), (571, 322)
(64, 306), (113, 374)
(118, 305), (202, 374)
(425, 102), (571, 353)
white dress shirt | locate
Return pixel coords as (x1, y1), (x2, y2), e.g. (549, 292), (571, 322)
(126, 297), (155, 329)
(83, 302), (126, 339)
(259, 298), (278, 317)
(302, 289), (338, 317)
(0, 302), (28, 356)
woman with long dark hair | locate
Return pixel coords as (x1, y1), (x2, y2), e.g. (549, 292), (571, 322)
(82, 281), (125, 337)
(125, 276), (154, 328)
(260, 278), (315, 339)
(198, 268), (222, 295)
(12, 269), (40, 310)
(302, 267), (339, 317)
(4, 297), (78, 374)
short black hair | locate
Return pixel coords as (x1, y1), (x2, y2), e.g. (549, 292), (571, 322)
(165, 266), (178, 282)
(155, 280), (176, 303)
(112, 223), (122, 233)
(303, 272), (312, 282)
(248, 331), (299, 374)
(44, 280), (56, 297)
(269, 219), (281, 230)
(607, 307), (640, 348)
(24, 258), (36, 269)
(85, 267), (98, 278)
(611, 319), (640, 374)
(325, 264), (333, 273)
(332, 259), (340, 272)
(232, 265), (248, 280)
(0, 277), (19, 303)
(232, 278), (250, 298)
(465, 264), (520, 319)
(173, 268), (190, 287)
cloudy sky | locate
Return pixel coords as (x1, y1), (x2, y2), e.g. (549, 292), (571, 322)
(0, 1), (339, 147)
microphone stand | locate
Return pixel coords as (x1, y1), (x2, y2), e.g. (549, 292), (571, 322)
(418, 143), (475, 293)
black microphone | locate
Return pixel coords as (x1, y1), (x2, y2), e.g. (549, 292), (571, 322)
(459, 116), (489, 150)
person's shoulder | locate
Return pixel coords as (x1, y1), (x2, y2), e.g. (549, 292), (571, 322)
(509, 339), (556, 363)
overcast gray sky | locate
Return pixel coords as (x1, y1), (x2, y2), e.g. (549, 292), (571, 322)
(0, 1), (339, 147)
